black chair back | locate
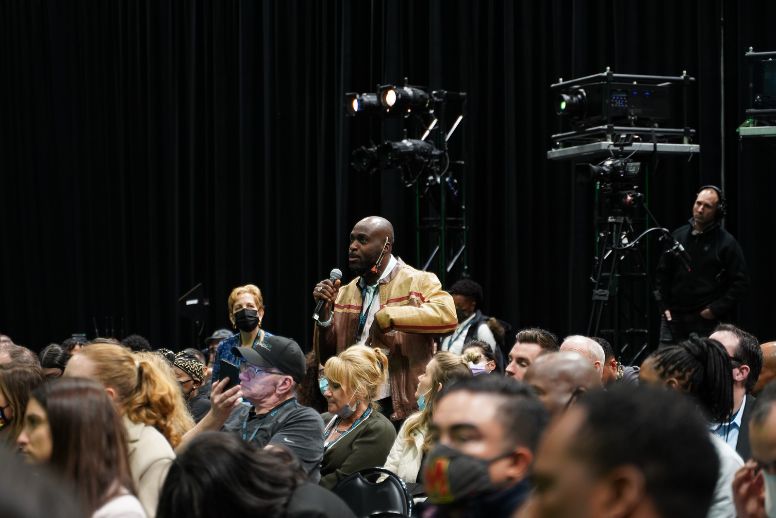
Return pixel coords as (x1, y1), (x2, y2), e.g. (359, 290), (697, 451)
(332, 467), (412, 518)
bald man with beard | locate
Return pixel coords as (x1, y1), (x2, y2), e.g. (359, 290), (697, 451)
(754, 341), (776, 395)
(313, 216), (457, 422)
(523, 352), (602, 416)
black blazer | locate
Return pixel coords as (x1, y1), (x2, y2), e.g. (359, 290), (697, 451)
(736, 394), (756, 461)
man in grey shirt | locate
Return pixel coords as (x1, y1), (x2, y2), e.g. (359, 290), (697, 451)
(182, 335), (324, 481)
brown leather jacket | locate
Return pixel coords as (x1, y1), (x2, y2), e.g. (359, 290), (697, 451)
(315, 259), (457, 419)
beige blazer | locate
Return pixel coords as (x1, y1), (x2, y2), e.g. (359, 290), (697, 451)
(124, 417), (175, 518)
(383, 418), (426, 483)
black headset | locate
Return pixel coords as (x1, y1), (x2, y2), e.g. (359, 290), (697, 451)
(697, 185), (727, 219)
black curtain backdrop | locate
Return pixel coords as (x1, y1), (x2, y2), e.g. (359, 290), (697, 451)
(1, 0), (774, 352)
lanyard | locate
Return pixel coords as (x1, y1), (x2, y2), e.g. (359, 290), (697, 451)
(357, 284), (378, 338)
(323, 407), (373, 450)
(241, 398), (297, 443)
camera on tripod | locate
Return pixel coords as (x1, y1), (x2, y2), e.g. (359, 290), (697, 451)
(590, 158), (643, 214)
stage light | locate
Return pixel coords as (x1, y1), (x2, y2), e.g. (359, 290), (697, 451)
(557, 89), (586, 117)
(345, 92), (383, 116)
(378, 85), (430, 113)
(350, 139), (444, 174)
(377, 139), (441, 161)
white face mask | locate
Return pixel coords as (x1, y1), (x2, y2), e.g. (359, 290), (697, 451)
(764, 472), (776, 518)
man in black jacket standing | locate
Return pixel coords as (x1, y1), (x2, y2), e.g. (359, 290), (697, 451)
(656, 186), (749, 343)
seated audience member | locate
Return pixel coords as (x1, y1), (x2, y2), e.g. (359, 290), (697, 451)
(526, 385), (720, 518)
(753, 341), (776, 395)
(211, 284), (274, 382)
(709, 323), (762, 460)
(639, 336), (742, 518)
(184, 336), (325, 482)
(559, 335), (605, 378)
(38, 344), (71, 379)
(505, 328), (558, 381)
(441, 279), (497, 354)
(421, 375), (548, 516)
(134, 351), (196, 443)
(383, 352), (472, 483)
(320, 345), (396, 489)
(0, 358), (44, 447)
(158, 432), (355, 518)
(297, 351), (328, 413)
(462, 341), (498, 375)
(121, 334), (152, 352)
(61, 335), (86, 354)
(732, 382), (776, 518)
(64, 342), (177, 518)
(0, 446), (83, 518)
(523, 352), (601, 416)
(202, 328), (232, 368)
(594, 337), (639, 386)
(0, 344), (40, 367)
(172, 353), (210, 423)
(179, 347), (213, 398)
(17, 378), (145, 517)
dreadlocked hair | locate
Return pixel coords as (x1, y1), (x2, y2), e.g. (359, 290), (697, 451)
(650, 335), (733, 423)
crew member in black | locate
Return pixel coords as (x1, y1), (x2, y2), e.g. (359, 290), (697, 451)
(656, 186), (749, 343)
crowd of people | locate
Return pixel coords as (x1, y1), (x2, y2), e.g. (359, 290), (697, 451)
(0, 200), (773, 518)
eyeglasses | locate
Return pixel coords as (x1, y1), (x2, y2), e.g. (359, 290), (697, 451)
(239, 363), (283, 378)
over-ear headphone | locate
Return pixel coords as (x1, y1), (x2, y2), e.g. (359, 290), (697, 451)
(698, 185), (727, 219)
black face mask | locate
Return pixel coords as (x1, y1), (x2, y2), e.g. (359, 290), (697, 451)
(234, 308), (260, 333)
(422, 443), (513, 505)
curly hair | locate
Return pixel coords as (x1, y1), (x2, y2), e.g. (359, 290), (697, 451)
(77, 343), (194, 448)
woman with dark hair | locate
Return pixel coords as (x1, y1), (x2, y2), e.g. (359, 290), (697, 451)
(16, 377), (145, 517)
(38, 343), (71, 378)
(639, 335), (741, 518)
(64, 342), (178, 517)
(0, 361), (43, 446)
(158, 432), (354, 518)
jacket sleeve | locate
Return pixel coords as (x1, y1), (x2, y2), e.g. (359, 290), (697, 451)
(375, 272), (457, 335)
(708, 237), (750, 317)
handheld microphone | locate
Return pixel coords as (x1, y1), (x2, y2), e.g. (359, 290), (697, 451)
(313, 268), (343, 322)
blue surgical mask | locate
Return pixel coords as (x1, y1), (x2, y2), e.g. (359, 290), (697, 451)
(418, 391), (430, 411)
(318, 377), (329, 395)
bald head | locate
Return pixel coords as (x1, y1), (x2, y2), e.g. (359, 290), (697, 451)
(560, 335), (605, 377)
(349, 216), (395, 278)
(754, 341), (776, 395)
(524, 352), (602, 416)
(356, 216), (394, 244)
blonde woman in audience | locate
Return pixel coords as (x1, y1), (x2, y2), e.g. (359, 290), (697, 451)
(383, 352), (472, 483)
(319, 345), (396, 489)
(64, 342), (177, 518)
(17, 377), (145, 517)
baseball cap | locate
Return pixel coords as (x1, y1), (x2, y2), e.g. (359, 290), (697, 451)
(232, 335), (306, 383)
(205, 329), (233, 344)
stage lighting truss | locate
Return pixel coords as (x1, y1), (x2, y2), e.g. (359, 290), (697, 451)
(351, 139), (449, 188)
(345, 81), (465, 188)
